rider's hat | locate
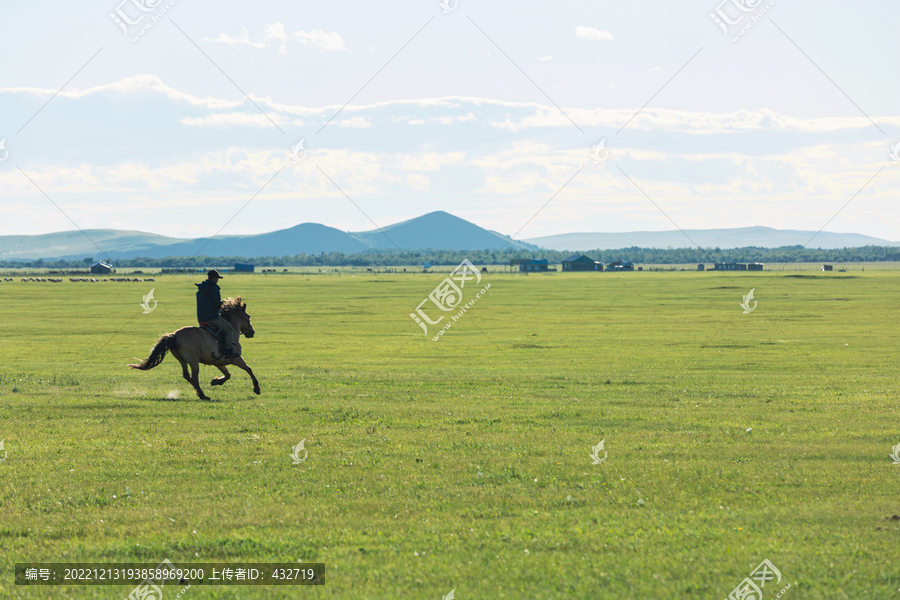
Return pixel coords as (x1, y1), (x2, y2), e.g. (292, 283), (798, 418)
(207, 269), (224, 279)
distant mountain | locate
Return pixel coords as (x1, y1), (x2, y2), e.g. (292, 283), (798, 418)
(0, 223), (368, 261)
(524, 227), (900, 251)
(5, 217), (897, 261)
(351, 211), (537, 252)
(0, 211), (535, 261)
(162, 223), (371, 258)
(0, 229), (180, 262)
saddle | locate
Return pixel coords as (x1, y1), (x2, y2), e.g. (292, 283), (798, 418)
(199, 322), (228, 357)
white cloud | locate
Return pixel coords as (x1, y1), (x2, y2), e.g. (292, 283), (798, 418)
(0, 74), (242, 109)
(205, 29), (266, 49)
(575, 27), (613, 41)
(537, 55), (553, 61)
(264, 22), (289, 53)
(397, 152), (466, 171)
(264, 22), (288, 43)
(202, 23), (346, 54)
(406, 113), (476, 125)
(339, 116), (372, 128)
(488, 105), (900, 134)
(648, 67), (661, 72)
(6, 139), (899, 240)
(462, 142), (899, 218)
(180, 113), (283, 128)
(295, 29), (346, 52)
(204, 22), (289, 53)
(5, 76), (895, 137)
(406, 174), (431, 191)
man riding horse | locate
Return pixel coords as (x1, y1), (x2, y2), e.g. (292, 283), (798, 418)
(128, 271), (260, 400)
(196, 269), (236, 358)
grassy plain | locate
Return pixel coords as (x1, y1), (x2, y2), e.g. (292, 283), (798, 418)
(0, 269), (898, 599)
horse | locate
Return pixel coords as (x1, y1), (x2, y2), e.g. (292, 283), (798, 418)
(128, 297), (260, 400)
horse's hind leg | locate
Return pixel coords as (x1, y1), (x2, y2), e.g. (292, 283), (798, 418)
(188, 359), (210, 401)
(231, 357), (260, 395)
(169, 349), (193, 400)
(172, 350), (191, 389)
(211, 365), (231, 386)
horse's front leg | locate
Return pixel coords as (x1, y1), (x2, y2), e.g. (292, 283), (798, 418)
(231, 356), (260, 395)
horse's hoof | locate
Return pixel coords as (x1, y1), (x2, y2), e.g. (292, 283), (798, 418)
(253, 387), (261, 395)
(210, 379), (221, 386)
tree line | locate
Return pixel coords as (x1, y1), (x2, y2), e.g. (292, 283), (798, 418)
(4, 245), (900, 270)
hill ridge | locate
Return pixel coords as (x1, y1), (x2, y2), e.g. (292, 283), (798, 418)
(0, 212), (537, 261)
(3, 216), (897, 261)
(524, 226), (900, 251)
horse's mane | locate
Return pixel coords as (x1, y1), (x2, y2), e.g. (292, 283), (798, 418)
(221, 296), (245, 318)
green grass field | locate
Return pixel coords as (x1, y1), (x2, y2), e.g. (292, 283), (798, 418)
(1, 269), (898, 599)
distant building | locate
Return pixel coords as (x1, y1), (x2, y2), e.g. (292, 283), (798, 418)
(697, 264), (705, 271)
(607, 261), (635, 272)
(822, 264), (833, 271)
(714, 262), (748, 271)
(562, 254), (603, 272)
(510, 258), (555, 272)
(234, 263), (255, 272)
(90, 261), (112, 274)
(748, 263), (763, 271)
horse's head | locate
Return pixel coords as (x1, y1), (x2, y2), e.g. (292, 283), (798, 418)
(225, 296), (255, 338)
(242, 302), (255, 338)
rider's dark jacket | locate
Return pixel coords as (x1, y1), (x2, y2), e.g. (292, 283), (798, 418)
(195, 279), (222, 323)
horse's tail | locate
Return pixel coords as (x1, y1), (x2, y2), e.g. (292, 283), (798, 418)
(128, 333), (178, 370)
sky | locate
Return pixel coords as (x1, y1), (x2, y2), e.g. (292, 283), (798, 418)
(0, 0), (898, 242)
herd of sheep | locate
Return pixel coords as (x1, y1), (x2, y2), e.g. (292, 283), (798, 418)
(4, 277), (156, 283)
